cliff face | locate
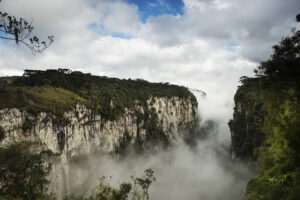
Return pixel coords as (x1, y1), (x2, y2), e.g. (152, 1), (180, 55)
(0, 96), (198, 198)
(228, 82), (265, 160)
(0, 96), (198, 154)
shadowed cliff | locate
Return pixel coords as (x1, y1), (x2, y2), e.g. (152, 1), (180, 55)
(229, 30), (300, 199)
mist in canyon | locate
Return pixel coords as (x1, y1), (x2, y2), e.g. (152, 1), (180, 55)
(60, 92), (254, 200)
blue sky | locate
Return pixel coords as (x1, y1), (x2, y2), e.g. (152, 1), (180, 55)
(89, 0), (185, 39)
(127, 0), (184, 23)
(226, 42), (238, 52)
(88, 24), (133, 39)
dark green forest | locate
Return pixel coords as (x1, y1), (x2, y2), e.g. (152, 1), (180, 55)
(229, 30), (300, 199)
(0, 69), (196, 121)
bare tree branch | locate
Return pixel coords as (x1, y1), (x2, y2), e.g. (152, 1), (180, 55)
(0, 0), (54, 55)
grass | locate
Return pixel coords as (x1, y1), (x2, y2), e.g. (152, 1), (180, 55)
(0, 86), (87, 117)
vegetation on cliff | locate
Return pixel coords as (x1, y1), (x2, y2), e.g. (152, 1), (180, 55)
(229, 29), (300, 199)
(0, 69), (196, 121)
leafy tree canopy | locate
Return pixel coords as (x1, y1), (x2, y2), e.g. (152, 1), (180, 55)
(254, 29), (300, 80)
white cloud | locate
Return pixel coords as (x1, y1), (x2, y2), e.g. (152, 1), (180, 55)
(0, 0), (299, 123)
(213, 0), (232, 10)
(93, 1), (141, 36)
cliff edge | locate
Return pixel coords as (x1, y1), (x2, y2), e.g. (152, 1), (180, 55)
(229, 30), (300, 199)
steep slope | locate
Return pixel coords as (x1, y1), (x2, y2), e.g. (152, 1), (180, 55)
(229, 30), (300, 199)
(0, 69), (199, 198)
(0, 69), (198, 152)
(0, 97), (197, 154)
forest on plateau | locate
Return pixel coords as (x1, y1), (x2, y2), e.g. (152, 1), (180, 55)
(0, 69), (196, 121)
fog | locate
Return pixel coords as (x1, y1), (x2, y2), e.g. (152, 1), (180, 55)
(64, 93), (254, 200)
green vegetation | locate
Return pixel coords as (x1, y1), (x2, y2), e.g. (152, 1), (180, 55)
(0, 69), (196, 121)
(228, 78), (265, 160)
(0, 125), (4, 141)
(22, 116), (33, 133)
(65, 168), (156, 200)
(0, 86), (88, 118)
(137, 108), (168, 149)
(0, 143), (56, 200)
(229, 29), (300, 199)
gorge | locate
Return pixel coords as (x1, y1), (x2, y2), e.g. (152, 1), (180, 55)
(0, 69), (253, 200)
(0, 29), (299, 200)
(1, 1), (299, 200)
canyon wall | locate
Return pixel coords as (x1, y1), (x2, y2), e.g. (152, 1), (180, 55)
(0, 96), (199, 198)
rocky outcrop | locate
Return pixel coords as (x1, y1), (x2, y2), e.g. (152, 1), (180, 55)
(0, 96), (198, 199)
(0, 96), (198, 154)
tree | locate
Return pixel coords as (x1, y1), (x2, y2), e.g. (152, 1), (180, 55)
(132, 168), (156, 200)
(0, 143), (55, 199)
(0, 0), (53, 54)
(254, 16), (300, 79)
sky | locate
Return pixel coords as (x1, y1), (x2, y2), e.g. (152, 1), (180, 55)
(0, 0), (299, 123)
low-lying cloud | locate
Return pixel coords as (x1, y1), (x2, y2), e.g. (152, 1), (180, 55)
(58, 93), (254, 200)
(60, 123), (253, 200)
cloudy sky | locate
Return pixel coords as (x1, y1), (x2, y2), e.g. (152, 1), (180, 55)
(0, 0), (299, 122)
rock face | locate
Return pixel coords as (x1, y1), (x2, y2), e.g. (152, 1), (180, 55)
(0, 96), (198, 154)
(0, 96), (198, 198)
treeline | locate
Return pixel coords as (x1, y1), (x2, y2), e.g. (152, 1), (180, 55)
(0, 69), (196, 120)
